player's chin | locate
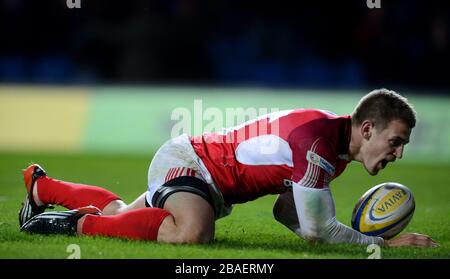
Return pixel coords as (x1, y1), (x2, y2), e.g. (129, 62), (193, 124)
(366, 165), (379, 176)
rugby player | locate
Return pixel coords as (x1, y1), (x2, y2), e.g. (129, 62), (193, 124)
(19, 89), (437, 248)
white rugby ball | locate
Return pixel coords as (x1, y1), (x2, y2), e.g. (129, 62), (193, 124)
(351, 182), (415, 239)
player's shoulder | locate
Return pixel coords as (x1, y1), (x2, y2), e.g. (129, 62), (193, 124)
(289, 108), (340, 119)
(282, 108), (346, 131)
(286, 109), (349, 144)
(266, 108), (340, 123)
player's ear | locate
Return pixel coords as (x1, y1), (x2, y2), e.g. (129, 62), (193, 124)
(360, 120), (373, 140)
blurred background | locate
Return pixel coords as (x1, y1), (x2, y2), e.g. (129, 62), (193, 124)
(0, 0), (449, 161)
(1, 0), (449, 89)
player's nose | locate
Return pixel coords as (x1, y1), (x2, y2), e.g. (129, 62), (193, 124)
(394, 145), (404, 159)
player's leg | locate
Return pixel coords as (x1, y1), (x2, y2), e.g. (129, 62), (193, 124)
(22, 180), (216, 243)
(78, 172), (217, 243)
(22, 135), (218, 243)
(22, 165), (217, 243)
(19, 164), (122, 225)
(75, 191), (215, 244)
(22, 191), (215, 244)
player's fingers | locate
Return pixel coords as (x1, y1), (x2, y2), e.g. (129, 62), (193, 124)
(415, 236), (438, 247)
(420, 235), (438, 246)
(426, 237), (439, 248)
(424, 240), (439, 248)
(387, 234), (438, 248)
(427, 236), (437, 243)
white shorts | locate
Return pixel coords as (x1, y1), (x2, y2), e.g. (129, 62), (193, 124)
(146, 134), (232, 219)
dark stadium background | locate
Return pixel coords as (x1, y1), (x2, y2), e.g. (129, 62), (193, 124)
(1, 0), (449, 91)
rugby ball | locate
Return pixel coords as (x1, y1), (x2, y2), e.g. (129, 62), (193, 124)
(351, 182), (415, 239)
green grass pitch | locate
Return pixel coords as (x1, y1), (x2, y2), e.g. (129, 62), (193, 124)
(0, 152), (449, 259)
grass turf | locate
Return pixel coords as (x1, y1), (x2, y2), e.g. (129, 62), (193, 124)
(0, 152), (449, 259)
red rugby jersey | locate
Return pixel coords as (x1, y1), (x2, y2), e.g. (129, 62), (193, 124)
(190, 109), (352, 205)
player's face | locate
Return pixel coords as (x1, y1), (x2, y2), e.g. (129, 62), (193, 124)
(361, 120), (411, 175)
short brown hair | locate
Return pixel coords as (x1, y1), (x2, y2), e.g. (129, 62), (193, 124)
(351, 88), (417, 130)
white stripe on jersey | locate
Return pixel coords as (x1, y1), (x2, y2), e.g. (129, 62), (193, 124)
(301, 161), (312, 187)
(310, 141), (322, 187)
(298, 138), (323, 188)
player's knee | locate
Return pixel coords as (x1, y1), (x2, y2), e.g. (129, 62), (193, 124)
(102, 200), (127, 215)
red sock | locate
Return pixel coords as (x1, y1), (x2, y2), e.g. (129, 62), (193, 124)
(36, 177), (121, 210)
(81, 208), (171, 241)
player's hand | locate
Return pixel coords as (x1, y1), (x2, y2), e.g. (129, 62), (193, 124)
(384, 233), (439, 248)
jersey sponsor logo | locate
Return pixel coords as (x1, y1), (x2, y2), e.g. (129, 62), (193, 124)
(306, 150), (335, 176)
